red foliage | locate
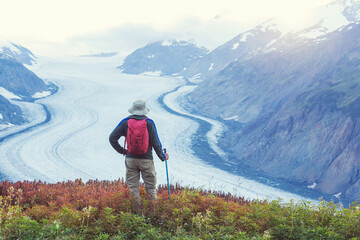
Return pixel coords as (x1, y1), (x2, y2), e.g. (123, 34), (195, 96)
(0, 179), (131, 210)
(0, 179), (250, 218)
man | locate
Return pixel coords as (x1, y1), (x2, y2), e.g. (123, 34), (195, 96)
(109, 100), (169, 211)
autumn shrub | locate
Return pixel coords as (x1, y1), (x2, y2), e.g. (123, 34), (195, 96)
(0, 179), (359, 239)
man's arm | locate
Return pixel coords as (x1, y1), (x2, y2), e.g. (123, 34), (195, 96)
(147, 119), (167, 161)
(109, 119), (128, 154)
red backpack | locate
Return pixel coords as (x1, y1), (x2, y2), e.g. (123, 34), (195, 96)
(124, 119), (149, 155)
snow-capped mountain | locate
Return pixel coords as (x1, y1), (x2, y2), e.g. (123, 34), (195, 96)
(185, 0), (360, 79)
(119, 0), (360, 81)
(0, 42), (56, 128)
(118, 39), (208, 75)
(182, 20), (282, 79)
(0, 42), (37, 65)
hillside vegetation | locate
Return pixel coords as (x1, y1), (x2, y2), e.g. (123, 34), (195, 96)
(0, 179), (359, 239)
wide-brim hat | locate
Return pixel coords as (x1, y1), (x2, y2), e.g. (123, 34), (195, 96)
(128, 100), (150, 115)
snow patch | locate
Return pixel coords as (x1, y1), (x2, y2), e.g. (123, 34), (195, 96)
(314, 37), (328, 43)
(0, 114), (3, 120)
(307, 182), (317, 189)
(239, 32), (254, 42)
(333, 192), (342, 199)
(0, 122), (14, 130)
(261, 39), (280, 53)
(232, 42), (239, 50)
(223, 115), (239, 121)
(179, 41), (190, 46)
(148, 54), (155, 58)
(140, 71), (163, 76)
(266, 39), (278, 48)
(161, 39), (173, 46)
(0, 87), (22, 100)
(339, 24), (354, 31)
(32, 91), (51, 99)
(263, 47), (278, 53)
(299, 26), (328, 39)
(208, 63), (214, 71)
(188, 73), (203, 84)
(192, 73), (201, 79)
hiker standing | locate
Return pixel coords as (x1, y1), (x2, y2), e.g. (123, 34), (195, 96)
(109, 100), (169, 211)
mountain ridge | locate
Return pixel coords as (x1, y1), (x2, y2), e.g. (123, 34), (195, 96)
(0, 43), (56, 128)
(118, 39), (208, 76)
(0, 42), (37, 66)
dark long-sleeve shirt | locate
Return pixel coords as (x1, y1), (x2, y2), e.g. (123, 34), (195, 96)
(109, 115), (166, 161)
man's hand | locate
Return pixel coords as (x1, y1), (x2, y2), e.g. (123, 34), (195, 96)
(163, 148), (169, 161)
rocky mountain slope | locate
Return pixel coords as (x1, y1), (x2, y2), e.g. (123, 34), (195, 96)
(191, 23), (360, 200)
(189, 0), (360, 201)
(0, 94), (25, 127)
(0, 43), (56, 128)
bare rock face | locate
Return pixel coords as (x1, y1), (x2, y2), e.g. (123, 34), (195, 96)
(0, 94), (25, 125)
(190, 24), (360, 201)
(0, 56), (54, 101)
(317, 118), (360, 195)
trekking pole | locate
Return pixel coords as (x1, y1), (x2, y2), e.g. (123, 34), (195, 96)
(164, 148), (171, 200)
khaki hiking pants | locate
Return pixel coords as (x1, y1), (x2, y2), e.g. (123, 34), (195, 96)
(125, 157), (157, 208)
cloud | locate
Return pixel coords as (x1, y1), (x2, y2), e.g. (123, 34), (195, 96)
(67, 23), (172, 56)
(63, 16), (253, 56)
(8, 0), (334, 56)
(168, 16), (259, 50)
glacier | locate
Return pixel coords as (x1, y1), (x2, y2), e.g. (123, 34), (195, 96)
(0, 55), (320, 202)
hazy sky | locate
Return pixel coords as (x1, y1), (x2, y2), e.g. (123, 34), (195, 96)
(0, 0), (334, 56)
